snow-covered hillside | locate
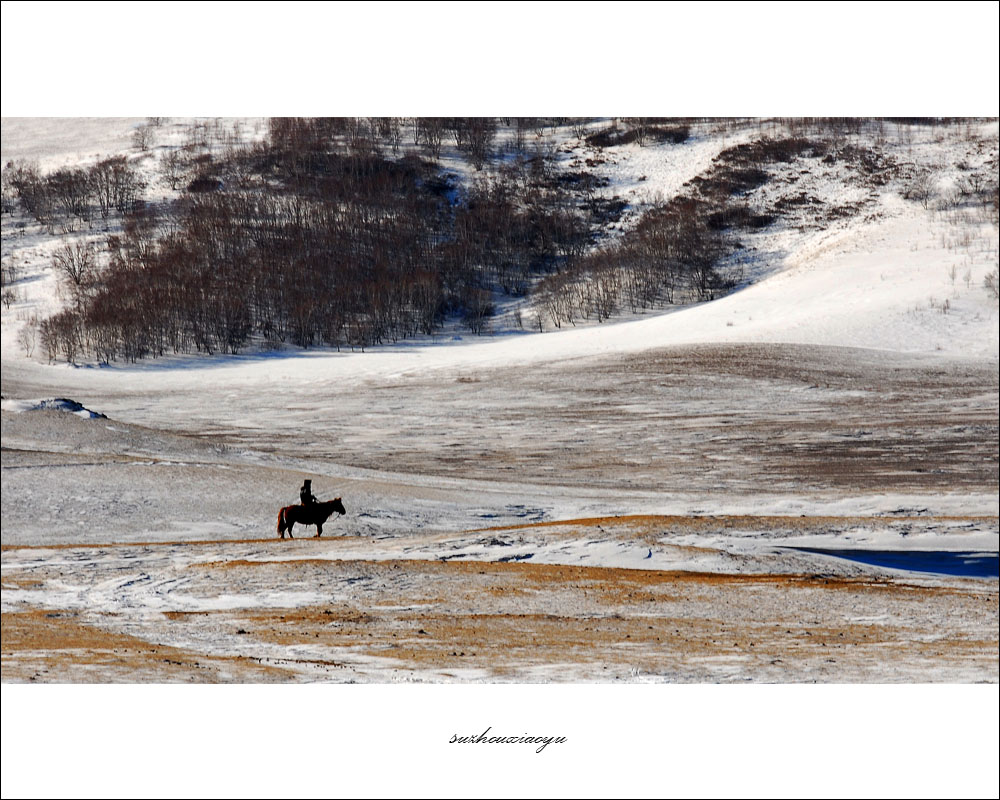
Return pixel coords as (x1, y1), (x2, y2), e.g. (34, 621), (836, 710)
(2, 118), (997, 371)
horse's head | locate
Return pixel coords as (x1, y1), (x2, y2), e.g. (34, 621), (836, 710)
(330, 497), (346, 516)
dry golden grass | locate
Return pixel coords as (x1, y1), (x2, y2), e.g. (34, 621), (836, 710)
(4, 514), (996, 682)
(175, 558), (998, 680)
(1, 609), (286, 682)
(1, 575), (45, 589)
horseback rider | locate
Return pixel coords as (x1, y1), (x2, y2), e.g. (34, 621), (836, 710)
(299, 479), (317, 506)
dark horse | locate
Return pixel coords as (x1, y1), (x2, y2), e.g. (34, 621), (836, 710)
(277, 498), (346, 539)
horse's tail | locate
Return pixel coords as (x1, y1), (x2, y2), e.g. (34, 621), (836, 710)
(277, 507), (287, 537)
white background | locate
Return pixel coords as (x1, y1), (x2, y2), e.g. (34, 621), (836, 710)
(2, 2), (998, 798)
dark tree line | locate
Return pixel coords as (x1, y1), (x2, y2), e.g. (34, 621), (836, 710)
(40, 118), (603, 362)
(28, 118), (870, 363)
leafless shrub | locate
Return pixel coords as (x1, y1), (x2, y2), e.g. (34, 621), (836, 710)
(984, 268), (1000, 300)
(17, 322), (37, 357)
(414, 118), (446, 160)
(39, 308), (83, 362)
(571, 119), (591, 140)
(1, 256), (18, 287)
(132, 124), (154, 152)
(903, 170), (935, 208)
(160, 149), (187, 190)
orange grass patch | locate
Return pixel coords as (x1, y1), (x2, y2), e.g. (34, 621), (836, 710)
(1, 609), (287, 683)
(193, 555), (976, 599)
(202, 559), (997, 679)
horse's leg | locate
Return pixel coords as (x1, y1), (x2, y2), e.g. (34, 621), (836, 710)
(288, 521), (294, 539)
(315, 523), (323, 538)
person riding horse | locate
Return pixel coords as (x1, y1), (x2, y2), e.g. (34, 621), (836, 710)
(300, 479), (317, 506)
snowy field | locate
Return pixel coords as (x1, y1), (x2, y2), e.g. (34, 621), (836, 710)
(2, 117), (997, 683)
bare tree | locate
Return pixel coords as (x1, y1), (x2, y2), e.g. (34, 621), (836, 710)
(17, 322), (37, 357)
(132, 124), (154, 152)
(1, 256), (18, 288)
(456, 117), (497, 170)
(985, 268), (999, 300)
(625, 117), (649, 147)
(6, 160), (51, 223)
(52, 240), (98, 309)
(91, 156), (144, 219)
(905, 170), (935, 209)
(375, 117), (403, 154)
(48, 167), (93, 224)
(415, 118), (446, 159)
(571, 118), (591, 140)
(160, 149), (186, 191)
(1, 165), (18, 216)
(40, 309), (84, 363)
